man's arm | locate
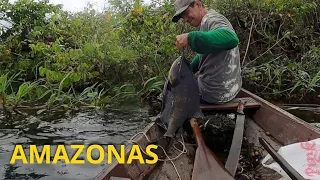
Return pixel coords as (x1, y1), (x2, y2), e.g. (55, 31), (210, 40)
(187, 28), (239, 54)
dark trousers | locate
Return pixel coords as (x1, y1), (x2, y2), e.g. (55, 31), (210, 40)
(195, 79), (216, 105)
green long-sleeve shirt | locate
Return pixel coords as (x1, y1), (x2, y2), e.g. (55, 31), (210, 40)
(188, 28), (239, 73)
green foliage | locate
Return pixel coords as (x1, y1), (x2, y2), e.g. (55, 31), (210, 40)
(0, 0), (319, 113)
(208, 0), (320, 102)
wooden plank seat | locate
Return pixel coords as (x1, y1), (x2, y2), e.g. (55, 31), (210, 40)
(200, 97), (260, 111)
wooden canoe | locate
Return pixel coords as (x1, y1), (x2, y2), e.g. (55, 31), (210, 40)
(93, 88), (320, 180)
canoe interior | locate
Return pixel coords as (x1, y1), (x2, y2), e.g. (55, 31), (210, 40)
(94, 88), (320, 180)
(146, 136), (195, 180)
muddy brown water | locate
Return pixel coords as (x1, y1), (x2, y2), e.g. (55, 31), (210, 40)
(0, 105), (150, 180)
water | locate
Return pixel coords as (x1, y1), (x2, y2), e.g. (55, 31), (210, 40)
(0, 105), (150, 180)
(286, 109), (320, 123)
(279, 106), (320, 131)
(1, 101), (318, 180)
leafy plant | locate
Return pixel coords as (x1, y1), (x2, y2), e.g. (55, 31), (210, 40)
(1, 0), (319, 113)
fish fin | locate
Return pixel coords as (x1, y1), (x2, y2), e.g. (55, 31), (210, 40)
(193, 108), (204, 119)
(153, 114), (168, 130)
(156, 121), (167, 130)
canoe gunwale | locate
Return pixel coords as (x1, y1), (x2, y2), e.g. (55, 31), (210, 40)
(93, 122), (165, 180)
(239, 88), (320, 145)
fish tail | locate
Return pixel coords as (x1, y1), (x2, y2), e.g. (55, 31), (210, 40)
(147, 136), (171, 159)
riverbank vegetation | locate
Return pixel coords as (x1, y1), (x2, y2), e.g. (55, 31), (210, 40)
(0, 0), (319, 116)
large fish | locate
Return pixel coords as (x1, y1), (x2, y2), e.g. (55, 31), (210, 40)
(155, 55), (203, 139)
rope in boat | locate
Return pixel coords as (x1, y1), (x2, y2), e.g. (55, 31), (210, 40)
(126, 131), (187, 180)
(127, 132), (187, 161)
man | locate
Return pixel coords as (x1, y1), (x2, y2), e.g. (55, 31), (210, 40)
(172, 0), (242, 104)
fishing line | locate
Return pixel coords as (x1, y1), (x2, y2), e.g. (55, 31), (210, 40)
(127, 132), (187, 161)
(173, 135), (187, 154)
(125, 131), (188, 180)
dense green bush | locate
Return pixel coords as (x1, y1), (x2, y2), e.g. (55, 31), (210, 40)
(0, 0), (319, 113)
(210, 0), (320, 102)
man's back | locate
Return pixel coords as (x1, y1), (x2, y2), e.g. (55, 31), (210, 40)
(197, 9), (242, 104)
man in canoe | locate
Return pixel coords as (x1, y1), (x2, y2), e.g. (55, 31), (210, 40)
(172, 0), (242, 105)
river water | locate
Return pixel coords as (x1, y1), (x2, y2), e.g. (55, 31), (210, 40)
(0, 101), (319, 180)
(0, 104), (150, 180)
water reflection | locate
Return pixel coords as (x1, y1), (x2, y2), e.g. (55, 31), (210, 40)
(0, 105), (150, 180)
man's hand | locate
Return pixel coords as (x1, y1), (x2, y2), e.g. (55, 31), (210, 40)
(175, 33), (189, 50)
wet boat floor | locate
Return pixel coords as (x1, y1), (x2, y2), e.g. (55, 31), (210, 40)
(146, 136), (195, 180)
(147, 115), (283, 180)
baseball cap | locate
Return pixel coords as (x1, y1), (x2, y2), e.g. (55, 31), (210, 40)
(172, 0), (195, 22)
